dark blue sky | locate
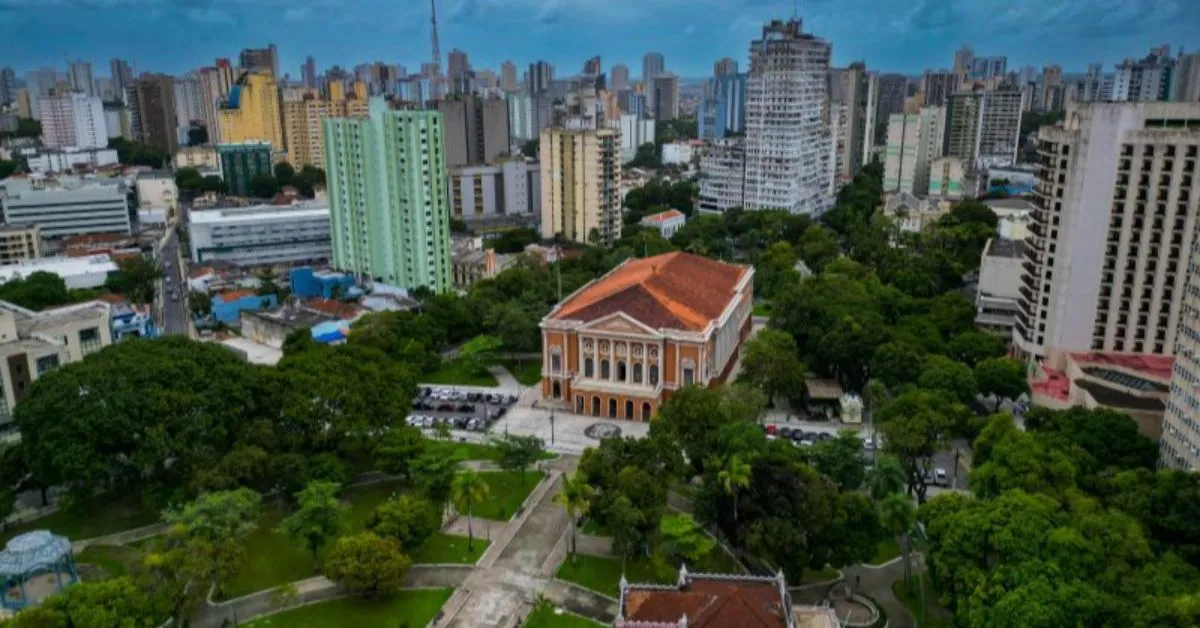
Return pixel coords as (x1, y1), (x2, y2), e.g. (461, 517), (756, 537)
(1, 0), (1197, 79)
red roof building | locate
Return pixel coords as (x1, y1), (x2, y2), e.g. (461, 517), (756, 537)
(1030, 351), (1173, 439)
(540, 252), (753, 421)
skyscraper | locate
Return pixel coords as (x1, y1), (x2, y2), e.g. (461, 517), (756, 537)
(1113, 46), (1175, 102)
(282, 88), (369, 168)
(199, 61), (236, 143)
(239, 44), (279, 76)
(539, 127), (621, 246)
(1173, 53), (1200, 102)
(0, 68), (14, 105)
(173, 73), (205, 138)
(946, 88), (1022, 170)
(218, 71), (284, 153)
(68, 61), (95, 97)
(133, 74), (179, 155)
(743, 19), (833, 215)
(869, 73), (908, 147)
(500, 61), (518, 92)
(302, 56), (317, 89)
(610, 64), (630, 92)
(323, 98), (453, 293)
(527, 61), (553, 94)
(38, 92), (107, 149)
(436, 95), (511, 167)
(642, 53), (665, 112)
(448, 49), (470, 95)
(110, 59), (134, 102)
(883, 105), (945, 195)
(583, 56), (601, 75)
(714, 58), (738, 77)
(920, 70), (955, 108)
(698, 73), (746, 140)
(1164, 238), (1200, 470)
(830, 64), (871, 180)
(652, 74), (679, 121)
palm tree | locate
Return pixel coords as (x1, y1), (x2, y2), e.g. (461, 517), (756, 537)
(452, 469), (491, 551)
(717, 455), (752, 526)
(878, 492), (917, 586)
(555, 474), (594, 565)
(866, 454), (907, 501)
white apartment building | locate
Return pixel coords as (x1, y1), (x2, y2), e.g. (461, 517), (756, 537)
(0, 255), (118, 290)
(947, 90), (1023, 171)
(188, 201), (332, 267)
(884, 106), (946, 195)
(449, 159), (541, 225)
(26, 148), (119, 174)
(38, 92), (107, 150)
(1112, 49), (1174, 102)
(1, 182), (132, 238)
(1164, 241), (1200, 470)
(1014, 102), (1200, 370)
(697, 139), (746, 214)
(661, 140), (699, 165)
(616, 114), (655, 162)
(743, 19), (833, 215)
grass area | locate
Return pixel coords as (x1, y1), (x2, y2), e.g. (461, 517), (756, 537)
(556, 547), (743, 599)
(752, 302), (772, 317)
(410, 532), (488, 564)
(871, 537), (901, 565)
(523, 601), (606, 627)
(474, 471), (546, 521)
(222, 481), (406, 599)
(76, 544), (142, 579)
(892, 572), (954, 628)
(2, 494), (159, 544)
(422, 358), (499, 387)
(580, 518), (608, 536)
(501, 359), (542, 386)
(801, 565), (841, 583)
(424, 439), (555, 463)
(243, 588), (453, 627)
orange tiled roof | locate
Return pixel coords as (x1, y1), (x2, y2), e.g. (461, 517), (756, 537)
(642, 209), (686, 224)
(305, 298), (363, 320)
(551, 252), (747, 332)
(1068, 352), (1174, 381)
(217, 289), (257, 303)
(621, 579), (786, 628)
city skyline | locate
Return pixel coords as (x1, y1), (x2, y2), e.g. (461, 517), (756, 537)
(1, 0), (1196, 78)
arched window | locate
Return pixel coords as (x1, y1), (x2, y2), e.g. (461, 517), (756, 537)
(633, 363), (643, 384)
(617, 361), (627, 381)
(601, 360), (610, 379)
(576, 396), (584, 413)
(642, 402), (652, 422)
(625, 400), (634, 419)
(584, 358), (594, 378)
(592, 396), (601, 416)
(682, 360), (695, 386)
(550, 348), (562, 374)
(608, 398), (618, 418)
(649, 364), (659, 386)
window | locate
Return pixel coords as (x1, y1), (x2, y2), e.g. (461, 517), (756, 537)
(616, 361), (627, 381)
(592, 396), (601, 416)
(642, 402), (652, 422)
(625, 400), (634, 419)
(550, 352), (562, 374)
(584, 358), (594, 378)
(649, 364), (659, 386)
(608, 398), (617, 418)
(633, 363), (643, 384)
(35, 355), (59, 376)
(601, 360), (610, 379)
(682, 361), (695, 386)
(79, 327), (102, 355)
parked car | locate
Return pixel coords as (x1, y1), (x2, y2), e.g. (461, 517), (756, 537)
(817, 432), (833, 442)
(437, 403), (456, 412)
(765, 424), (777, 436)
(457, 403), (475, 413)
(778, 426), (794, 439)
(452, 416), (470, 429)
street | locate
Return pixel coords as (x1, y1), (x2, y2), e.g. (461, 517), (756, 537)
(158, 229), (190, 336)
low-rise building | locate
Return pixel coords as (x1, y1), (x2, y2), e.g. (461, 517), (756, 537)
(25, 148), (119, 174)
(450, 236), (514, 291)
(1031, 351), (1172, 440)
(135, 170), (179, 221)
(638, 209), (686, 239)
(540, 252), (753, 421)
(882, 191), (951, 233)
(448, 159), (540, 228)
(211, 290), (276, 325)
(0, 226), (42, 265)
(289, 267), (356, 300)
(174, 146), (220, 170)
(976, 238), (1024, 337)
(188, 200), (331, 267)
(239, 300), (349, 349)
(0, 181), (132, 238)
(0, 255), (118, 290)
(661, 140), (702, 165)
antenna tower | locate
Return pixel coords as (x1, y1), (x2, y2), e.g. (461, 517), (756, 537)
(430, 0), (443, 89)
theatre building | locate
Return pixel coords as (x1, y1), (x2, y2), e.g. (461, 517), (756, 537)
(539, 251), (753, 421)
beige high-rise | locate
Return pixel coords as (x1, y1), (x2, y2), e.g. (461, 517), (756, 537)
(282, 89), (368, 168)
(539, 128), (621, 246)
(1014, 101), (1200, 369)
(218, 71), (284, 153)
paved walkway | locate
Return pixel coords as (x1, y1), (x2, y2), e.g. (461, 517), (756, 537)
(841, 554), (926, 628)
(490, 364), (524, 391)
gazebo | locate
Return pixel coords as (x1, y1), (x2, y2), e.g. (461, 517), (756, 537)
(0, 531), (77, 610)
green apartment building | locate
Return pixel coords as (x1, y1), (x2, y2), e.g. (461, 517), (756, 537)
(217, 142), (273, 198)
(323, 98), (452, 293)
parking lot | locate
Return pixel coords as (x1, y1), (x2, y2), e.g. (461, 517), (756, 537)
(406, 386), (519, 433)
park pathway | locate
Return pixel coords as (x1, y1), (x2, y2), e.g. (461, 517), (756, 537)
(840, 554), (927, 628)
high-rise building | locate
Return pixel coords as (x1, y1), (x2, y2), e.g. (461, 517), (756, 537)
(928, 156), (966, 200)
(38, 92), (107, 150)
(0, 68), (15, 105)
(218, 71), (284, 153)
(743, 19), (833, 215)
(867, 73), (908, 147)
(920, 70), (955, 108)
(448, 49), (470, 95)
(698, 73), (746, 141)
(110, 59), (133, 103)
(173, 73), (205, 139)
(1113, 47), (1175, 102)
(583, 56), (602, 75)
(1014, 101), (1200, 371)
(449, 159), (541, 224)
(946, 89), (1022, 170)
(610, 64), (630, 93)
(500, 61), (518, 92)
(1172, 53), (1200, 102)
(616, 114), (655, 161)
(643, 52), (664, 112)
(437, 95), (511, 167)
(239, 44), (279, 76)
(539, 127), (621, 246)
(830, 64), (871, 180)
(217, 142), (273, 197)
(282, 89), (370, 169)
(198, 61), (236, 143)
(133, 74), (179, 155)
(323, 98), (453, 292)
(302, 56), (317, 89)
(883, 105), (945, 195)
(652, 74), (679, 121)
(698, 139), (747, 214)
(953, 45), (974, 90)
(714, 58), (738, 77)
(1164, 239), (1200, 470)
(67, 61), (95, 97)
(527, 61), (553, 94)
(970, 56), (1008, 81)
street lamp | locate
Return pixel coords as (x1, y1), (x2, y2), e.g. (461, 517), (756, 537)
(550, 409), (556, 445)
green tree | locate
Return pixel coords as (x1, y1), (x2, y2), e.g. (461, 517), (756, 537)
(187, 126), (208, 146)
(865, 454), (907, 501)
(493, 434), (544, 486)
(485, 301), (540, 357)
(660, 514), (715, 564)
(651, 386), (753, 476)
(0, 159), (18, 180)
(374, 426), (426, 480)
(323, 532), (411, 598)
(948, 331), (1007, 367)
(878, 492), (917, 585)
(626, 142), (661, 168)
(716, 454), (751, 526)
(459, 334), (503, 377)
(975, 357), (1030, 400)
(277, 480), (347, 563)
(877, 390), (965, 502)
(39, 576), (161, 627)
(869, 343), (924, 390)
(0, 271), (92, 311)
(755, 241), (801, 300)
(555, 473), (594, 565)
(188, 291), (212, 318)
(410, 452), (459, 515)
(1024, 406), (1158, 475)
(521, 139), (539, 158)
(737, 329), (805, 407)
(800, 224), (840, 273)
(917, 355), (978, 404)
(607, 495), (644, 560)
(163, 488), (262, 596)
(452, 469), (491, 551)
(367, 494), (441, 551)
(249, 173), (279, 198)
(969, 429), (1077, 499)
(806, 430), (868, 490)
(105, 256), (164, 305)
(273, 161), (296, 187)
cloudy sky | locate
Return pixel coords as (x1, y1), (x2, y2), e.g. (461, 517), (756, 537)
(1, 0), (1197, 78)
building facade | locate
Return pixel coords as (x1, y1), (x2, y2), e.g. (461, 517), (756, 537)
(38, 93), (107, 150)
(448, 159), (540, 225)
(1, 183), (132, 238)
(539, 252), (753, 421)
(883, 106), (945, 195)
(437, 95), (512, 167)
(1164, 239), (1200, 470)
(133, 74), (179, 155)
(0, 227), (41, 265)
(698, 139), (747, 214)
(218, 71), (285, 153)
(217, 142), (273, 198)
(1112, 48), (1175, 102)
(323, 98), (452, 292)
(282, 91), (370, 169)
(188, 201), (331, 267)
(829, 64), (871, 181)
(947, 89), (1023, 171)
(929, 156), (966, 200)
(698, 73), (747, 141)
(538, 127), (621, 246)
(1014, 102), (1200, 370)
(743, 19), (833, 215)
(652, 74), (679, 121)
(617, 114), (655, 162)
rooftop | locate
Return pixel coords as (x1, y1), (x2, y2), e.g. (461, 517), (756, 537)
(1069, 352), (1174, 381)
(985, 238), (1025, 259)
(216, 289), (259, 303)
(244, 302), (338, 329)
(303, 298), (364, 320)
(641, 209), (687, 224)
(982, 197), (1036, 211)
(189, 201), (329, 225)
(1075, 379), (1167, 412)
(549, 252), (748, 332)
(0, 255), (117, 282)
(618, 569), (790, 628)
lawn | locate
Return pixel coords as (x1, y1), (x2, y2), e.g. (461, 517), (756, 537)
(555, 547), (743, 599)
(422, 358), (499, 387)
(752, 302), (772, 317)
(871, 537), (901, 565)
(2, 494), (159, 544)
(892, 572), (954, 628)
(473, 471), (546, 521)
(523, 601), (606, 627)
(243, 588), (453, 627)
(410, 532), (488, 564)
(425, 439), (555, 463)
(501, 359), (542, 386)
(579, 518), (608, 536)
(221, 481), (407, 599)
(801, 565), (841, 583)
(76, 544), (143, 579)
